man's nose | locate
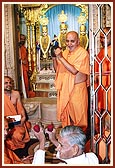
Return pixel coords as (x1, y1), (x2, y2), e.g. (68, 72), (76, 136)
(7, 82), (12, 85)
(67, 41), (72, 46)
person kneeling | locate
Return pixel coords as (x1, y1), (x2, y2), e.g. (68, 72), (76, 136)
(32, 125), (99, 165)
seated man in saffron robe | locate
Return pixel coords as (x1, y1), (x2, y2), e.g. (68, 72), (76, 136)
(4, 76), (30, 151)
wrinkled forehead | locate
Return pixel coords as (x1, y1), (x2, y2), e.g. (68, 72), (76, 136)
(58, 135), (69, 144)
(66, 32), (78, 40)
(4, 77), (11, 82)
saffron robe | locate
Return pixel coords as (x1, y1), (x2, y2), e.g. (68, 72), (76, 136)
(85, 130), (111, 162)
(4, 144), (23, 164)
(55, 46), (90, 128)
(94, 45), (111, 112)
(4, 94), (30, 150)
(20, 46), (35, 98)
(20, 45), (29, 96)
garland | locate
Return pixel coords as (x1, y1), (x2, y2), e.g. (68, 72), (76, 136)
(40, 35), (51, 58)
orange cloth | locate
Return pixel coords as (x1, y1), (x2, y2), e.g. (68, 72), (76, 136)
(4, 144), (23, 164)
(20, 45), (29, 96)
(94, 45), (111, 112)
(28, 90), (36, 98)
(20, 46), (35, 98)
(55, 46), (90, 128)
(85, 131), (111, 162)
(4, 94), (30, 150)
(20, 45), (29, 71)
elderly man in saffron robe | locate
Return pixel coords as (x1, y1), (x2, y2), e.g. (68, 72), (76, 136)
(52, 31), (90, 131)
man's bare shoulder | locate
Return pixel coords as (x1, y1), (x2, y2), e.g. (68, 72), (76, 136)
(12, 90), (21, 97)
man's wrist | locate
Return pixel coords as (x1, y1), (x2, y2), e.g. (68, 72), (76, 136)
(50, 139), (59, 147)
(57, 55), (63, 60)
(39, 141), (45, 150)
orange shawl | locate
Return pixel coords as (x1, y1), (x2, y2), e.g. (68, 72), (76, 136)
(4, 144), (23, 164)
(95, 45), (111, 112)
(85, 131), (111, 162)
(4, 94), (24, 116)
(4, 94), (30, 150)
(20, 45), (28, 71)
(55, 46), (90, 121)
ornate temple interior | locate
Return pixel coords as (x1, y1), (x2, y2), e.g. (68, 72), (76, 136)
(3, 3), (112, 165)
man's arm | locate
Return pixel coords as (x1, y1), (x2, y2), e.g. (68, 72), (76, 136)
(45, 128), (59, 147)
(58, 56), (78, 75)
(17, 91), (26, 125)
(52, 57), (58, 72)
(32, 127), (46, 164)
(51, 46), (58, 72)
(55, 48), (78, 75)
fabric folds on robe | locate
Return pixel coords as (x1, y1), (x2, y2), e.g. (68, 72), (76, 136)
(94, 45), (111, 112)
(4, 94), (30, 150)
(4, 144), (23, 164)
(55, 46), (90, 128)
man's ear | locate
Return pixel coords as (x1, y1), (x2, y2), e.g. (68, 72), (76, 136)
(72, 144), (79, 156)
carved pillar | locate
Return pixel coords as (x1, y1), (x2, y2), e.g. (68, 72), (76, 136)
(31, 23), (37, 73)
(26, 22), (32, 71)
(102, 4), (106, 28)
(4, 4), (17, 88)
(35, 22), (40, 42)
(106, 4), (111, 27)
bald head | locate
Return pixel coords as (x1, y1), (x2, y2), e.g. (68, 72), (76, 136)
(4, 76), (13, 92)
(66, 31), (80, 52)
(4, 76), (12, 81)
(66, 31), (79, 39)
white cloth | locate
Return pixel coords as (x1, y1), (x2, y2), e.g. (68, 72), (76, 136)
(32, 149), (45, 165)
(32, 149), (99, 165)
(56, 151), (99, 165)
(20, 60), (27, 98)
